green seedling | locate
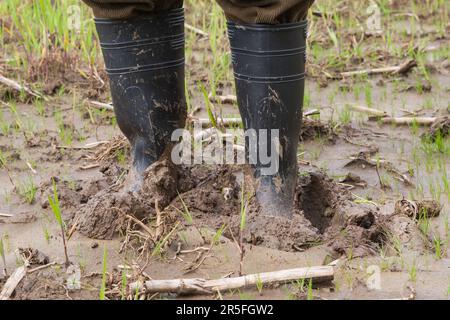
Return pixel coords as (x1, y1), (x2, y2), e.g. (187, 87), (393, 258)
(434, 236), (443, 260)
(176, 192), (193, 224)
(238, 185), (249, 275)
(255, 274), (263, 295)
(199, 82), (217, 128)
(306, 278), (313, 300)
(48, 179), (70, 267)
(212, 224), (226, 246)
(152, 221), (180, 257)
(17, 177), (38, 204)
(409, 262), (417, 283)
(0, 236), (7, 276)
(43, 226), (51, 244)
(339, 104), (352, 125)
(121, 269), (127, 300)
(99, 246), (107, 300)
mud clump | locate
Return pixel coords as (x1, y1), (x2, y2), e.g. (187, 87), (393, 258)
(74, 158), (196, 239)
(229, 210), (322, 251)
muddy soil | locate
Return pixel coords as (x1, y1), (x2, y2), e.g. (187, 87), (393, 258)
(1, 0), (449, 300)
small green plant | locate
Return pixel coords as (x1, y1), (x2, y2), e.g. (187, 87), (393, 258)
(238, 290), (253, 300)
(364, 83), (373, 107)
(306, 278), (313, 300)
(239, 185), (248, 275)
(17, 177), (37, 204)
(121, 269), (127, 300)
(48, 179), (70, 267)
(152, 222), (180, 257)
(339, 104), (352, 125)
(212, 224), (226, 246)
(176, 192), (193, 224)
(434, 236), (443, 260)
(199, 82), (217, 128)
(115, 148), (127, 166)
(43, 226), (51, 244)
(409, 263), (417, 282)
(255, 274), (263, 295)
(0, 236), (7, 276)
(99, 246), (108, 300)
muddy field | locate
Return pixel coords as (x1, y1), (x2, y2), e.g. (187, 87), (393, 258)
(0, 0), (449, 300)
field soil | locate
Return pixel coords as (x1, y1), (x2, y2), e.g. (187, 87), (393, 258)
(0, 0), (449, 300)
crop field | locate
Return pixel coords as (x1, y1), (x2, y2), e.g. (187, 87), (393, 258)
(0, 0), (449, 300)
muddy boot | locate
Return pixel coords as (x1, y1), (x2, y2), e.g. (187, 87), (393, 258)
(95, 8), (186, 192)
(227, 21), (307, 219)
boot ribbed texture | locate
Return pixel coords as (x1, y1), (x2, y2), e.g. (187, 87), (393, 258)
(95, 8), (186, 174)
(228, 21), (307, 218)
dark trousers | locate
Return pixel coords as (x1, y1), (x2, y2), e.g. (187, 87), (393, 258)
(82, 0), (314, 23)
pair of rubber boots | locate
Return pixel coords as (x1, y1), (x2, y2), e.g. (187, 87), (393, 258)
(95, 8), (307, 219)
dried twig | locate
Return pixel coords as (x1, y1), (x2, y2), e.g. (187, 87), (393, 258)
(0, 74), (45, 100)
(86, 100), (113, 111)
(346, 156), (414, 186)
(155, 200), (164, 240)
(185, 23), (209, 38)
(27, 262), (57, 274)
(131, 266), (334, 295)
(0, 265), (27, 300)
(0, 213), (13, 218)
(125, 214), (155, 239)
(57, 141), (109, 150)
(348, 105), (387, 117)
(340, 59), (416, 78)
(209, 93), (237, 104)
(370, 116), (437, 126)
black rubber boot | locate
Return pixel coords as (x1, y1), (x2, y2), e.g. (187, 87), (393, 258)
(228, 21), (307, 219)
(95, 8), (186, 191)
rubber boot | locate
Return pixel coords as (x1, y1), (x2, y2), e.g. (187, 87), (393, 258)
(95, 8), (186, 191)
(227, 21), (307, 219)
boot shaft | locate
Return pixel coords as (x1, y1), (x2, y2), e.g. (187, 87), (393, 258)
(227, 21), (308, 218)
(95, 9), (186, 173)
(227, 21), (307, 178)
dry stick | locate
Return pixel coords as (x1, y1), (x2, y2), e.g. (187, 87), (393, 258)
(340, 59), (416, 78)
(26, 162), (37, 175)
(180, 247), (211, 254)
(372, 116), (437, 126)
(184, 23), (209, 38)
(209, 93), (237, 104)
(0, 213), (13, 218)
(125, 214), (155, 239)
(56, 141), (109, 150)
(67, 215), (80, 241)
(303, 109), (321, 117)
(348, 105), (387, 117)
(132, 266), (334, 295)
(86, 100), (114, 111)
(183, 251), (211, 274)
(348, 105), (439, 126)
(0, 74), (45, 100)
(0, 158), (16, 190)
(347, 156), (413, 186)
(0, 265), (27, 300)
(27, 262), (57, 274)
(155, 199), (164, 240)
